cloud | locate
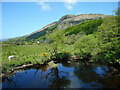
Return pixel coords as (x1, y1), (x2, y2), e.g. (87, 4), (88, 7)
(65, 4), (73, 10)
(64, 0), (78, 10)
(37, 1), (52, 11)
(64, 0), (78, 4)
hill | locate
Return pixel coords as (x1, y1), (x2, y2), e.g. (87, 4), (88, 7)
(6, 14), (108, 42)
(25, 14), (107, 40)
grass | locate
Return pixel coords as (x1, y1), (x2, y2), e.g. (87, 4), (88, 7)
(2, 44), (75, 72)
(2, 44), (49, 72)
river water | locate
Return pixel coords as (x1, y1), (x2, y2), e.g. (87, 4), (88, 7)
(2, 60), (120, 88)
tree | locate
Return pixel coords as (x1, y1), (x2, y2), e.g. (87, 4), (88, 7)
(97, 16), (120, 64)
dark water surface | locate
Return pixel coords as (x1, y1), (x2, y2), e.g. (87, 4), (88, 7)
(2, 60), (120, 88)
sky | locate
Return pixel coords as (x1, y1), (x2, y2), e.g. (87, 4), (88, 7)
(1, 1), (119, 40)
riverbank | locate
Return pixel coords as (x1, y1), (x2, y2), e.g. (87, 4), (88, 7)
(1, 51), (120, 80)
(1, 59), (52, 79)
(1, 54), (80, 79)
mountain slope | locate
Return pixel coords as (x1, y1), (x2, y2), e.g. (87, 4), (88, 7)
(25, 22), (58, 40)
(24, 14), (108, 40)
(57, 14), (107, 29)
(7, 14), (109, 41)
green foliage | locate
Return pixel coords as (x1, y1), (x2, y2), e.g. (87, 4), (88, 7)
(96, 16), (120, 63)
(73, 34), (98, 60)
(55, 52), (71, 60)
(64, 19), (103, 35)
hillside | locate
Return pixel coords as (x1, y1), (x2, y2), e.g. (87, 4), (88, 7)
(2, 14), (120, 72)
(35, 15), (120, 64)
(25, 14), (107, 40)
(6, 14), (108, 42)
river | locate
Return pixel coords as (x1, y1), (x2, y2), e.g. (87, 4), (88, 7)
(2, 60), (120, 88)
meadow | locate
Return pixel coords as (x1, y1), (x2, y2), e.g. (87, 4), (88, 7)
(2, 44), (47, 72)
(2, 43), (74, 72)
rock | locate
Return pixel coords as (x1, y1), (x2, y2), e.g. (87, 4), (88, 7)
(0, 74), (6, 78)
(48, 61), (58, 68)
(70, 55), (80, 60)
(57, 14), (108, 29)
(15, 64), (33, 70)
(68, 61), (71, 63)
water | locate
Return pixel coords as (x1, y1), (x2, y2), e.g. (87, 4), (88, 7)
(2, 60), (120, 88)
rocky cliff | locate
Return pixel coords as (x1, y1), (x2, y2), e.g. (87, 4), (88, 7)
(57, 14), (107, 29)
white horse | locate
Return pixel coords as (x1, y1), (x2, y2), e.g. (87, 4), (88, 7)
(8, 55), (15, 61)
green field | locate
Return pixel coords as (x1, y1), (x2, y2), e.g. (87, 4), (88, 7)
(2, 44), (49, 72)
(2, 44), (74, 72)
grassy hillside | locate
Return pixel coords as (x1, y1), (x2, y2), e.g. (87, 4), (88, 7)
(2, 15), (120, 72)
(3, 14), (108, 44)
(41, 16), (120, 64)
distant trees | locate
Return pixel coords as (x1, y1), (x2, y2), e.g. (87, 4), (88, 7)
(115, 7), (120, 16)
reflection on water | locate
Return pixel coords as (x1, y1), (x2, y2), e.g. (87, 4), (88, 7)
(94, 66), (109, 77)
(2, 60), (120, 88)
